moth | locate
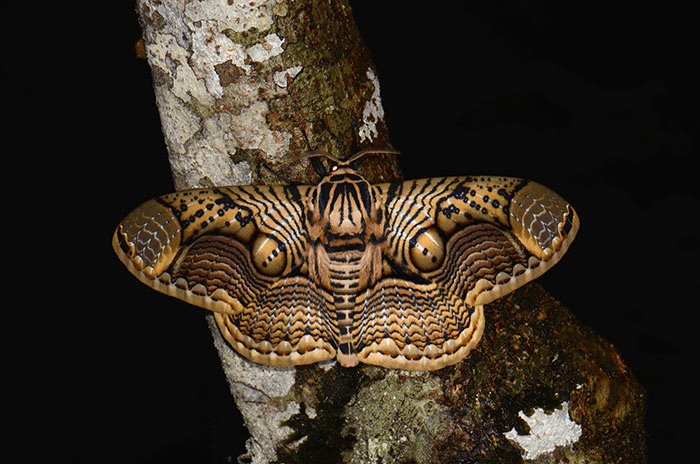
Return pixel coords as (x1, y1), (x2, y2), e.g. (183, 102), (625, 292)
(113, 150), (579, 371)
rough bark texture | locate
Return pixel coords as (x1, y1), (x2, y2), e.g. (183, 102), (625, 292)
(135, 1), (645, 462)
(136, 0), (399, 191)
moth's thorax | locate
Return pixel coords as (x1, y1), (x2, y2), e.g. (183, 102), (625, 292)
(306, 167), (385, 317)
(308, 167), (383, 240)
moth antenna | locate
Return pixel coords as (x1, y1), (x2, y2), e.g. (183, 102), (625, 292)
(261, 162), (298, 185)
(345, 148), (400, 166)
(291, 149), (341, 169)
(286, 147), (399, 177)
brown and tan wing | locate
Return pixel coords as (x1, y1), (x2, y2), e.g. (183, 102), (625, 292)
(112, 185), (337, 366)
(354, 278), (485, 371)
(357, 177), (579, 370)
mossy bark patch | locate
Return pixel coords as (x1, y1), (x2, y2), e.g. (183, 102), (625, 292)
(275, 284), (645, 463)
(439, 283), (645, 463)
(277, 366), (364, 463)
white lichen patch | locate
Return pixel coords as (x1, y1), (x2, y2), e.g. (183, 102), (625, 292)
(148, 32), (216, 107)
(274, 65), (304, 88)
(145, 0), (281, 102)
(189, 19), (249, 98)
(152, 84), (203, 163)
(185, 0), (276, 33)
(188, 30), (285, 98)
(358, 68), (385, 143)
(504, 402), (582, 460)
(366, 437), (391, 462)
(141, 0), (295, 186)
(246, 33), (286, 63)
(305, 406), (317, 420)
(229, 101), (292, 161)
(170, 113), (254, 189)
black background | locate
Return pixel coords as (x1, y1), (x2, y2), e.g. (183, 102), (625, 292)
(6, 2), (696, 463)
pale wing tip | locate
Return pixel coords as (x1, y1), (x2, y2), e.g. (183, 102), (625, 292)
(509, 181), (580, 260)
(554, 203), (579, 258)
(471, 185), (580, 307)
(112, 199), (183, 277)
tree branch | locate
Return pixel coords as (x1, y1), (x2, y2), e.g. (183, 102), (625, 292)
(135, 1), (645, 462)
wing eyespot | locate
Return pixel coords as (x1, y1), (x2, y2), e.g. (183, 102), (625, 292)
(409, 227), (445, 272)
(251, 234), (287, 276)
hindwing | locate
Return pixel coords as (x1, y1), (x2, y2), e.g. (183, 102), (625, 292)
(353, 278), (485, 371)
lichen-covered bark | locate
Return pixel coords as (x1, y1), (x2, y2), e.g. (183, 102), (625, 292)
(135, 1), (645, 463)
(136, 0), (399, 191)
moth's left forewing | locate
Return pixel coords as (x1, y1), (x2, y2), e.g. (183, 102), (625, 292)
(113, 185), (313, 284)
